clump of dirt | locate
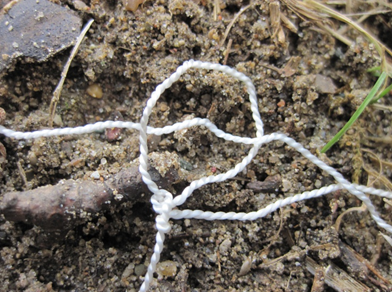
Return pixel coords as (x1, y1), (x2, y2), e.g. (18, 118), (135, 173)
(0, 0), (391, 291)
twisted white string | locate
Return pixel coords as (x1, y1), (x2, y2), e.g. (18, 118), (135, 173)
(1, 60), (392, 291)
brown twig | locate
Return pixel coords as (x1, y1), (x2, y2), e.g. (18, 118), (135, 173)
(0, 166), (178, 231)
(222, 38), (232, 65)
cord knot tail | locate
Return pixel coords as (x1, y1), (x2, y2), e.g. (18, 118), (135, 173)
(156, 213), (171, 233)
(139, 230), (167, 292)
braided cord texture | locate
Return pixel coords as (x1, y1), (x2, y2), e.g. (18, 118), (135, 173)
(1, 60), (392, 291)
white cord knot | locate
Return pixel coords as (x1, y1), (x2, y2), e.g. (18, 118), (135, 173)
(4, 60), (392, 292)
(151, 189), (174, 214)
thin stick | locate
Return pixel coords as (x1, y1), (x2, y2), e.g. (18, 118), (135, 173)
(220, 4), (251, 47)
(320, 24), (353, 47)
(0, 166), (178, 232)
(16, 160), (29, 189)
(48, 19), (94, 127)
(222, 38), (233, 65)
(3, 60), (392, 291)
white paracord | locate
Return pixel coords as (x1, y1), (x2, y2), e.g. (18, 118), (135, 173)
(1, 60), (391, 291)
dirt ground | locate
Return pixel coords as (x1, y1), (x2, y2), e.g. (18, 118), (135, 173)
(0, 0), (392, 291)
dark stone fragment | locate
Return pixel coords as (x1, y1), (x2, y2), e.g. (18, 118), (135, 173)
(0, 0), (82, 74)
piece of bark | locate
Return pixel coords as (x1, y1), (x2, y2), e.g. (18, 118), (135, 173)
(339, 241), (391, 286)
(310, 266), (325, 292)
(0, 166), (179, 231)
(246, 174), (282, 193)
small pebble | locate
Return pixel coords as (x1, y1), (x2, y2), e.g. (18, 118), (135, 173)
(219, 238), (232, 255)
(123, 0), (143, 12)
(121, 262), (134, 279)
(238, 257), (252, 276)
(156, 260), (177, 278)
(53, 114), (63, 127)
(73, 0), (90, 11)
(134, 264), (147, 276)
(86, 84), (103, 99)
(105, 111), (124, 142)
(90, 171), (100, 179)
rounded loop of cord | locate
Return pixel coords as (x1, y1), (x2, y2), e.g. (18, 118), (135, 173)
(137, 60), (266, 291)
(1, 60), (392, 292)
(136, 61), (392, 291)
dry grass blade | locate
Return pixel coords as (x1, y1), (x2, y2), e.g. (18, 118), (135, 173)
(213, 0), (221, 21)
(280, 12), (298, 33)
(322, 24), (353, 47)
(303, 0), (392, 70)
(48, 19), (94, 127)
(270, 1), (281, 38)
(282, 0), (326, 22)
(306, 257), (372, 292)
(361, 148), (392, 190)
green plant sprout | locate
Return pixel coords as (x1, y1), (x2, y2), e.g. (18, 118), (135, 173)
(321, 72), (389, 153)
(2, 60), (392, 291)
(366, 66), (392, 103)
(300, 0), (392, 153)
